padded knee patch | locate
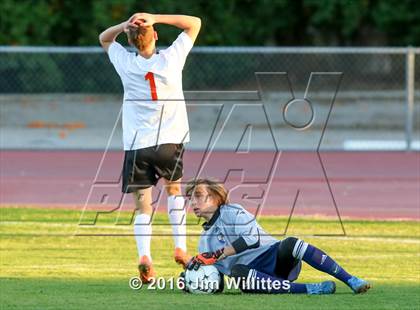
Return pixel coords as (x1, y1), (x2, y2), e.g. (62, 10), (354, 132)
(230, 264), (251, 279)
(279, 237), (299, 258)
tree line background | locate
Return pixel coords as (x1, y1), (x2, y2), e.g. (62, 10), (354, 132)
(1, 0), (419, 47)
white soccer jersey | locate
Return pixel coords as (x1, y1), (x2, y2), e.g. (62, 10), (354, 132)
(108, 32), (193, 150)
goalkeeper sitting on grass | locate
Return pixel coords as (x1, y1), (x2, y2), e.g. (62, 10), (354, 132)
(185, 179), (371, 295)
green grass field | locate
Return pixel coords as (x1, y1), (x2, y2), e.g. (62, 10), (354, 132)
(1, 206), (419, 309)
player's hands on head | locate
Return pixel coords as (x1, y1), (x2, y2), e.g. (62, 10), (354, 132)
(123, 13), (155, 33)
(186, 249), (225, 270)
(128, 13), (156, 27)
(123, 14), (136, 33)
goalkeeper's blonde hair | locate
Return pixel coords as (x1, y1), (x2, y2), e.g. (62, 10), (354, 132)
(186, 179), (229, 207)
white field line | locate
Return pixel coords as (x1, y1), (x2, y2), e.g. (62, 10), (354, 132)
(1, 221), (419, 243)
(0, 221), (203, 234)
(0, 221), (200, 230)
(303, 236), (420, 244)
(343, 139), (420, 150)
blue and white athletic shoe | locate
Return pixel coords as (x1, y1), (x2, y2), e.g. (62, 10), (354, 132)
(306, 281), (336, 295)
(347, 276), (371, 294)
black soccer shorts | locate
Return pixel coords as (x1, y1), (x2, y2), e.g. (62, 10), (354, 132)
(121, 143), (184, 193)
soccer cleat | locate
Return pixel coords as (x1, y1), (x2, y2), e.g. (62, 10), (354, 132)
(306, 281), (336, 295)
(138, 255), (156, 284)
(347, 276), (371, 294)
(174, 247), (192, 268)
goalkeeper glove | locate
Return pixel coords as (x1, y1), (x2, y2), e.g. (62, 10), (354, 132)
(186, 248), (226, 271)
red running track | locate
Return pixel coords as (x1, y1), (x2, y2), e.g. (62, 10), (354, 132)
(1, 150), (419, 220)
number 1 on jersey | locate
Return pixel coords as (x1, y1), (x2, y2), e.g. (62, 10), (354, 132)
(145, 72), (158, 101)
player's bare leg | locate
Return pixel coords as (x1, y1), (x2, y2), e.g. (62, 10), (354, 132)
(133, 187), (156, 283)
(164, 178), (191, 268)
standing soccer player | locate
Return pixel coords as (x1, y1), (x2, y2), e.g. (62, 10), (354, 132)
(185, 179), (371, 295)
(99, 13), (201, 283)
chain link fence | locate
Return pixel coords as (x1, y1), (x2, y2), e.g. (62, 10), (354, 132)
(0, 46), (419, 150)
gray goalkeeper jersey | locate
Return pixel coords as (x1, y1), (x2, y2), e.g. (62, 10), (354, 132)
(198, 203), (278, 276)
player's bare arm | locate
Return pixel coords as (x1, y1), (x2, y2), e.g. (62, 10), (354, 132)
(223, 246), (236, 257)
(98, 21), (126, 52)
(99, 14), (139, 52)
(130, 13), (201, 43)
